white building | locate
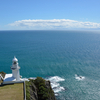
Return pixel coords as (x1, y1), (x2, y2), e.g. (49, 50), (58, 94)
(3, 57), (21, 83)
(11, 56), (20, 81)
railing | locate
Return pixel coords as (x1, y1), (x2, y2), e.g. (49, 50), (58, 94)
(10, 66), (20, 70)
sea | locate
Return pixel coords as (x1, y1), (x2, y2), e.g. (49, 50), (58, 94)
(0, 30), (100, 100)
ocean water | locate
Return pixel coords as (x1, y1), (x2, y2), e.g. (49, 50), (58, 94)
(0, 30), (100, 100)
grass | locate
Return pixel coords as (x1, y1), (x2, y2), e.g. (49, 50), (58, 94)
(0, 83), (24, 100)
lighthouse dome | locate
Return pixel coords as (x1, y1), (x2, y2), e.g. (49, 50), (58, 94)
(12, 57), (18, 62)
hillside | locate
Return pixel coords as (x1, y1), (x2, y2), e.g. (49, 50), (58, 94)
(26, 77), (56, 100)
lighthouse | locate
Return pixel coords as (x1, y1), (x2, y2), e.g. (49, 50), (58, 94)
(11, 57), (20, 81)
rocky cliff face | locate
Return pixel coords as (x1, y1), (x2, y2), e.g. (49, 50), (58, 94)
(26, 77), (56, 100)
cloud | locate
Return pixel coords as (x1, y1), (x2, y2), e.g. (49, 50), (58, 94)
(8, 19), (100, 29)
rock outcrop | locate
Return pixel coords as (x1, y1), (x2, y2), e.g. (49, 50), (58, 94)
(0, 71), (6, 84)
(26, 77), (56, 100)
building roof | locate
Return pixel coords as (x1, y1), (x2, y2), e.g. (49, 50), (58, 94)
(4, 74), (16, 83)
(12, 56), (18, 62)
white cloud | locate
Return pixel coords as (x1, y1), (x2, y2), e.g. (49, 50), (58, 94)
(8, 19), (100, 29)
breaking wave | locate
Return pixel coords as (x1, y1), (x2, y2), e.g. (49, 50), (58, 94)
(75, 74), (85, 81)
(46, 76), (65, 95)
(21, 76), (65, 96)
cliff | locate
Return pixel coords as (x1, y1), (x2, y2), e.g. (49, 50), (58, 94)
(25, 77), (56, 100)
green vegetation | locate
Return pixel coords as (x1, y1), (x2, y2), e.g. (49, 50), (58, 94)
(34, 77), (49, 100)
(26, 77), (55, 100)
(25, 81), (31, 100)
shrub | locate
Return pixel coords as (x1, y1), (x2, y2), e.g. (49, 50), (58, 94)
(26, 77), (55, 100)
(34, 77), (50, 100)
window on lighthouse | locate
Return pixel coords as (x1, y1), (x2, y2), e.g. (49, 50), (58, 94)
(13, 61), (16, 64)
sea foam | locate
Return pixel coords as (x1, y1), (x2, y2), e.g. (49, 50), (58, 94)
(47, 76), (65, 82)
(22, 76), (65, 96)
(47, 76), (65, 95)
(75, 74), (85, 81)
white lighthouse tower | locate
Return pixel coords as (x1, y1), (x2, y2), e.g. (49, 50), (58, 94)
(11, 57), (20, 81)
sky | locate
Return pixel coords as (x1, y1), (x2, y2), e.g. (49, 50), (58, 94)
(0, 0), (100, 30)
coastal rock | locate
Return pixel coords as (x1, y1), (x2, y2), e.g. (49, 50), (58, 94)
(29, 82), (38, 100)
(26, 77), (56, 100)
(45, 81), (56, 100)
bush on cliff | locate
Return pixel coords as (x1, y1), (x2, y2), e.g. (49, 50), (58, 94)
(26, 77), (56, 100)
(34, 77), (49, 100)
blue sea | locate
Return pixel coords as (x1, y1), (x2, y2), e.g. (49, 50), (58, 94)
(0, 30), (100, 100)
